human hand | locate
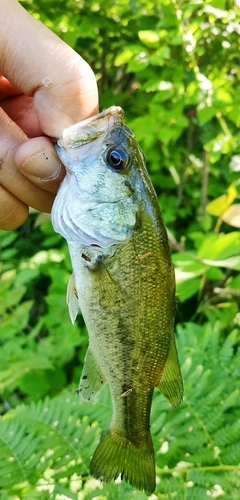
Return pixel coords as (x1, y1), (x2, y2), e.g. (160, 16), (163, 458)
(0, 0), (98, 230)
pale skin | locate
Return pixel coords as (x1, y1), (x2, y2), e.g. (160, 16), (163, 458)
(0, 0), (99, 230)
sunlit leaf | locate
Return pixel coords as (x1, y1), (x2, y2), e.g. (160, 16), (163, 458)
(206, 194), (229, 216)
(202, 255), (240, 271)
(198, 232), (240, 260)
(216, 88), (233, 104)
(138, 30), (160, 47)
(127, 52), (149, 72)
(114, 44), (143, 66)
(222, 204), (240, 228)
(173, 253), (209, 283)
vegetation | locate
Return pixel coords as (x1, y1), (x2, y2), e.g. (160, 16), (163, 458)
(1, 0), (240, 498)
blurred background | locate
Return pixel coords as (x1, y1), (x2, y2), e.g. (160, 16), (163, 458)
(0, 1), (240, 499)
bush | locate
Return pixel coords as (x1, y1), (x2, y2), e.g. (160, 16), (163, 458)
(1, 0), (240, 498)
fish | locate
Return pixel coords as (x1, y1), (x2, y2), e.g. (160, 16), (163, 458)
(51, 106), (183, 493)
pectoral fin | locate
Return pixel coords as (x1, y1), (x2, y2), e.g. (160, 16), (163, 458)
(90, 255), (124, 309)
(98, 268), (124, 309)
(157, 334), (183, 407)
(79, 347), (106, 401)
(66, 273), (79, 324)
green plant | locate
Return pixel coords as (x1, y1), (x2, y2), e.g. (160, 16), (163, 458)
(1, 319), (240, 499)
(1, 0), (240, 498)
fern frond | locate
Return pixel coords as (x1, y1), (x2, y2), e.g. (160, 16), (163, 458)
(221, 442), (240, 464)
(214, 420), (240, 447)
(0, 419), (42, 487)
(1, 320), (240, 499)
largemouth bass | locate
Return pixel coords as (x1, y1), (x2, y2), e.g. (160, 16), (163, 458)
(51, 106), (183, 493)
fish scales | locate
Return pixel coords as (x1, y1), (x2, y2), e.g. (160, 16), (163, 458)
(51, 106), (183, 493)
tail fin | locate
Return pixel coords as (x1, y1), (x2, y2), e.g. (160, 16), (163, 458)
(90, 428), (156, 493)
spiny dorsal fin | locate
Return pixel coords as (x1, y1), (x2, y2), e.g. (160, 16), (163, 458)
(79, 347), (106, 401)
(157, 333), (183, 407)
(66, 273), (79, 324)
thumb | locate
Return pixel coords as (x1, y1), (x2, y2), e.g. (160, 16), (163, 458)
(0, 0), (99, 137)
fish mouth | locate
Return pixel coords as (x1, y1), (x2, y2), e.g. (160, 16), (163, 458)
(57, 106), (124, 149)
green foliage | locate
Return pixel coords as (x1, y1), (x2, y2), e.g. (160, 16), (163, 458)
(1, 0), (240, 498)
(1, 321), (240, 499)
(19, 0), (240, 313)
(0, 222), (87, 407)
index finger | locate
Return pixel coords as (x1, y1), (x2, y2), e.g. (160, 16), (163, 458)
(0, 0), (99, 137)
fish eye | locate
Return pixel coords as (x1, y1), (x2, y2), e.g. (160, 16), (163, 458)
(105, 147), (130, 170)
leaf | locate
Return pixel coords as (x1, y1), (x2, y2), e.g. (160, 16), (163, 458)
(138, 30), (160, 47)
(173, 253), (209, 283)
(0, 230), (18, 248)
(0, 300), (34, 338)
(0, 356), (53, 393)
(202, 255), (240, 271)
(176, 277), (200, 302)
(222, 204), (240, 228)
(197, 104), (216, 125)
(206, 184), (238, 217)
(198, 232), (240, 260)
(114, 44), (143, 66)
(206, 194), (229, 216)
(127, 52), (149, 72)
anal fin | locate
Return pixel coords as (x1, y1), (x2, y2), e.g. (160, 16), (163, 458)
(157, 334), (183, 407)
(79, 347), (106, 401)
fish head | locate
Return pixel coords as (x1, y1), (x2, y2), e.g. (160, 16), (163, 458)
(51, 106), (146, 248)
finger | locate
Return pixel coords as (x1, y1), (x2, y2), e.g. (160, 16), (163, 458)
(0, 75), (22, 99)
(0, 108), (56, 212)
(0, 185), (29, 230)
(0, 1), (99, 137)
(1, 95), (42, 137)
(15, 137), (65, 193)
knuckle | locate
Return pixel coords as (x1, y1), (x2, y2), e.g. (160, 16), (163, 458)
(0, 187), (29, 230)
(0, 108), (25, 164)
